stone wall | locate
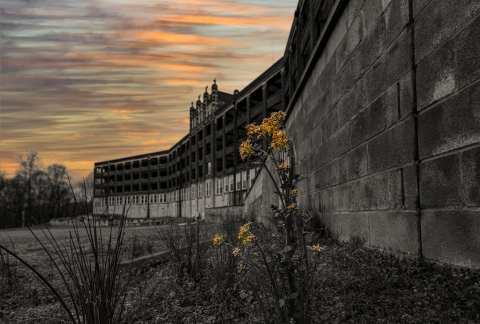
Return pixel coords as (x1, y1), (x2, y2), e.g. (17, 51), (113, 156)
(247, 0), (480, 267)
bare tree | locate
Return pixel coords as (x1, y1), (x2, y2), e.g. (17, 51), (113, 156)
(0, 172), (6, 224)
(47, 164), (71, 220)
(17, 151), (40, 227)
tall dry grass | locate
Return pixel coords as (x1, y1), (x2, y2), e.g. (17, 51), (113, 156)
(0, 179), (132, 323)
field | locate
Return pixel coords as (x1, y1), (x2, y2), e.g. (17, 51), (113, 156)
(2, 222), (480, 323)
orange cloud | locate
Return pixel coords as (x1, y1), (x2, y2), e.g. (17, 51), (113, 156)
(133, 31), (233, 46)
(108, 108), (137, 120)
(159, 63), (209, 73)
(161, 78), (205, 87)
(172, 0), (271, 15)
(63, 160), (93, 172)
(142, 139), (173, 146)
(159, 15), (291, 30)
(67, 52), (210, 74)
(0, 161), (18, 178)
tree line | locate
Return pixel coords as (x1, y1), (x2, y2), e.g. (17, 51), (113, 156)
(0, 151), (92, 229)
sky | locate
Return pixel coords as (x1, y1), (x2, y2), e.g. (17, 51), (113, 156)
(0, 0), (297, 180)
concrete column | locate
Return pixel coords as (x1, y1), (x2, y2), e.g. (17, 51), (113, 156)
(262, 83), (268, 118)
(233, 103), (238, 205)
(222, 115), (226, 181)
(246, 96), (251, 123)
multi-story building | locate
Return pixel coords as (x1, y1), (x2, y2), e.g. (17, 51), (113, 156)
(93, 58), (285, 219)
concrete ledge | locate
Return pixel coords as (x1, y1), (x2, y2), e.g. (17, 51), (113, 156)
(121, 250), (171, 269)
(205, 206), (244, 224)
(121, 240), (210, 270)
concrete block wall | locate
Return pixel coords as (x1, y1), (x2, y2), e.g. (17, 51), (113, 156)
(414, 0), (480, 267)
(244, 162), (279, 226)
(286, 0), (419, 255)
(281, 0), (480, 267)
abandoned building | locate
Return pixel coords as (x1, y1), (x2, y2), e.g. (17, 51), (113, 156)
(93, 59), (284, 219)
(94, 0), (480, 268)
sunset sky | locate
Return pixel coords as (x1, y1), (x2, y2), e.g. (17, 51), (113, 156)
(0, 0), (297, 180)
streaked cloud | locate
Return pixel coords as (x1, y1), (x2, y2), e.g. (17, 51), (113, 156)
(0, 0), (297, 180)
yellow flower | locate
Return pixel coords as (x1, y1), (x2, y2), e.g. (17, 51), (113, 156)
(259, 121), (275, 136)
(246, 124), (262, 138)
(310, 244), (325, 253)
(255, 112), (285, 137)
(271, 130), (288, 151)
(238, 222), (255, 245)
(212, 233), (224, 247)
(269, 111), (286, 125)
(232, 247), (241, 257)
(265, 112), (285, 131)
(239, 140), (254, 160)
(287, 203), (297, 209)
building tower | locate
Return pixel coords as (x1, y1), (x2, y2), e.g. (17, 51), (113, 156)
(211, 79), (218, 114)
(196, 95), (202, 124)
(189, 102), (196, 130)
(202, 86), (209, 121)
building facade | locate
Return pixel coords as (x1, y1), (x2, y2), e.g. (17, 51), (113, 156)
(93, 59), (284, 219)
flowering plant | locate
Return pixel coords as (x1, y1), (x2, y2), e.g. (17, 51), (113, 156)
(208, 111), (325, 323)
(232, 111), (320, 323)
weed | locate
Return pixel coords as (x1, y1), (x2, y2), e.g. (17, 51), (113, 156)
(158, 217), (205, 284)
